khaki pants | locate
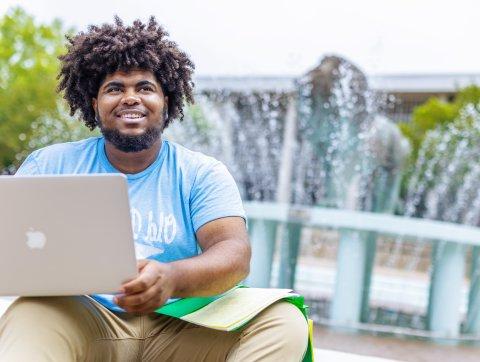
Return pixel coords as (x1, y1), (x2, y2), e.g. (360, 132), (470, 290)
(0, 296), (308, 361)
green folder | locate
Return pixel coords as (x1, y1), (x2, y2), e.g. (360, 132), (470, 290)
(155, 286), (314, 362)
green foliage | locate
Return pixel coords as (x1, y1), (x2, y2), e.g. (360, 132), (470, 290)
(455, 85), (480, 108)
(185, 104), (215, 142)
(402, 104), (480, 221)
(397, 86), (480, 209)
(0, 7), (95, 171)
(164, 102), (219, 150)
(398, 86), (480, 160)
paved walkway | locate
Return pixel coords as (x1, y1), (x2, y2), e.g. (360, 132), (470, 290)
(314, 348), (399, 361)
(313, 326), (480, 362)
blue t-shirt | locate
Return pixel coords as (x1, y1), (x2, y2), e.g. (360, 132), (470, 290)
(15, 136), (246, 311)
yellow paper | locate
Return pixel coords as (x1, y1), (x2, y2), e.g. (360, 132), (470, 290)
(181, 288), (295, 331)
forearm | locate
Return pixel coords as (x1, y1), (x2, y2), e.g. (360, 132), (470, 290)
(169, 238), (251, 297)
(116, 218), (251, 313)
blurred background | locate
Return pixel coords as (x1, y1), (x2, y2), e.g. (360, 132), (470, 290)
(1, 1), (480, 361)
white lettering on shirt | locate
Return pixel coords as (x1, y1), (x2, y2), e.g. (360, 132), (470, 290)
(145, 211), (158, 242)
(131, 208), (142, 240)
(131, 207), (178, 245)
(163, 214), (177, 244)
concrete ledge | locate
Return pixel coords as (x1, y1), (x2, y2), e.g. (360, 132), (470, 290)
(314, 348), (401, 361)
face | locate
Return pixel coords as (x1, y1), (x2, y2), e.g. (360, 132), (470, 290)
(92, 69), (168, 152)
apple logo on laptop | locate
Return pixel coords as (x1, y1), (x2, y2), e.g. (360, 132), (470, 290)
(26, 228), (47, 250)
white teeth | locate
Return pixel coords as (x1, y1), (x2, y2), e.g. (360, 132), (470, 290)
(122, 113), (143, 119)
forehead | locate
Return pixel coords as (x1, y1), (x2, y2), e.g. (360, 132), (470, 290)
(101, 69), (159, 85)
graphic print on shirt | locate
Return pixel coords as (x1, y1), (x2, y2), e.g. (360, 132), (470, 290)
(130, 207), (178, 259)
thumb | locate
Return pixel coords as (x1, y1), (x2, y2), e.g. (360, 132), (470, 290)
(137, 259), (149, 271)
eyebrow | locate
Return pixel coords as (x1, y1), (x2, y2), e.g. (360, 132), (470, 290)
(103, 81), (123, 89)
(103, 80), (157, 89)
(136, 80), (157, 88)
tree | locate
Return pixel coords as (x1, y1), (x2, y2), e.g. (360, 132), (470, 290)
(397, 85), (480, 208)
(398, 85), (480, 160)
(0, 7), (96, 172)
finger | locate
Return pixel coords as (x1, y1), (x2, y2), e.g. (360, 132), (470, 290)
(137, 259), (149, 270)
(122, 270), (157, 295)
(119, 293), (157, 313)
(119, 275), (137, 289)
(116, 285), (159, 307)
(118, 260), (150, 292)
(123, 295), (167, 314)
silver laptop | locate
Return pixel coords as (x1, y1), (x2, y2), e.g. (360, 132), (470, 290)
(0, 174), (137, 296)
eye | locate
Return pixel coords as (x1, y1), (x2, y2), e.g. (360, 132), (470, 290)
(106, 86), (122, 93)
(139, 85), (154, 92)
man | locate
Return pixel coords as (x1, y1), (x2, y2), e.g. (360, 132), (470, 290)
(0, 17), (308, 361)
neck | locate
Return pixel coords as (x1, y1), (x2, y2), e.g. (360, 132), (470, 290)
(104, 137), (162, 174)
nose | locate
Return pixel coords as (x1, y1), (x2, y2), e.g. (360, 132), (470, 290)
(121, 88), (140, 106)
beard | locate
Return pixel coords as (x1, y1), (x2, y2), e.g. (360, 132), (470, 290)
(99, 126), (162, 153)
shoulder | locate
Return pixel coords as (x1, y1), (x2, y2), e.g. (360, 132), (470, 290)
(164, 140), (236, 194)
(25, 136), (101, 173)
(31, 137), (101, 161)
(164, 140), (221, 174)
(168, 141), (246, 231)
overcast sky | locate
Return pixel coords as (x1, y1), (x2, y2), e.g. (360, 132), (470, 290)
(1, 0), (479, 76)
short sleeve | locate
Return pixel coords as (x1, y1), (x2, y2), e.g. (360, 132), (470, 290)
(14, 152), (40, 176)
(190, 161), (246, 232)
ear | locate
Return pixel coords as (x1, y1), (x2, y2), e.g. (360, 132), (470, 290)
(92, 98), (97, 112)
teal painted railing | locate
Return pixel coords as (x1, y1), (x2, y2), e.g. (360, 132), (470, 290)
(244, 201), (480, 339)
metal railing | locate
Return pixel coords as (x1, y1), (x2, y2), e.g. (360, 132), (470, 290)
(244, 201), (480, 339)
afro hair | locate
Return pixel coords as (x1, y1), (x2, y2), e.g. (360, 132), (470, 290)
(57, 16), (195, 130)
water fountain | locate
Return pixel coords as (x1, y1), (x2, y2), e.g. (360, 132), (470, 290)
(397, 104), (480, 335)
(166, 55), (410, 327)
(287, 56), (409, 325)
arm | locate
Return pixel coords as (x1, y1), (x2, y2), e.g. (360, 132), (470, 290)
(115, 216), (251, 313)
(170, 216), (251, 297)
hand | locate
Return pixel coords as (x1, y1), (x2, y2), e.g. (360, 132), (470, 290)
(114, 259), (176, 314)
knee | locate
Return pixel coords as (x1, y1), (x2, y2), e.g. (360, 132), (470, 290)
(6, 297), (62, 316)
(2, 297), (77, 328)
(271, 302), (308, 355)
(249, 301), (309, 358)
(0, 297), (86, 361)
(1, 296), (91, 344)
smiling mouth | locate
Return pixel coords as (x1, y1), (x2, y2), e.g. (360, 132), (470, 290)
(116, 112), (146, 124)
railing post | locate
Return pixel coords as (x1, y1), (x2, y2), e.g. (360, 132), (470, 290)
(277, 222), (302, 289)
(360, 232), (377, 323)
(245, 219), (278, 287)
(331, 229), (370, 326)
(464, 246), (480, 334)
(427, 241), (466, 337)
(271, 85), (299, 291)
